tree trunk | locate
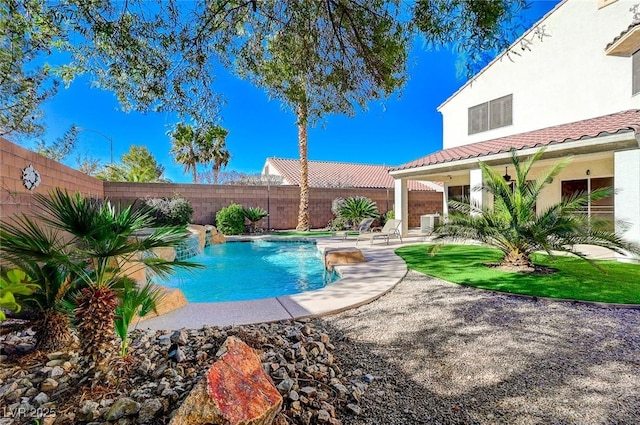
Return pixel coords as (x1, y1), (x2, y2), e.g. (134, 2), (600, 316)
(296, 101), (310, 231)
(34, 310), (74, 353)
(192, 164), (198, 184)
(214, 163), (220, 185)
(75, 287), (120, 382)
(500, 249), (535, 271)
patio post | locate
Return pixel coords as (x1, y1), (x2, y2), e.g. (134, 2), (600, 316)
(470, 168), (483, 216)
(614, 149), (640, 260)
(394, 178), (408, 237)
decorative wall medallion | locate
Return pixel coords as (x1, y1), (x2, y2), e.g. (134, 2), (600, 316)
(22, 164), (41, 191)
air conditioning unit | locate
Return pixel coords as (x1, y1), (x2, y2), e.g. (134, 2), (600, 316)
(420, 214), (440, 234)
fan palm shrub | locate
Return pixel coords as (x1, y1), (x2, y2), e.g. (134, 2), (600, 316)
(243, 207), (268, 233)
(114, 278), (165, 357)
(434, 149), (639, 271)
(337, 196), (379, 229)
(1, 189), (198, 378)
(0, 215), (78, 350)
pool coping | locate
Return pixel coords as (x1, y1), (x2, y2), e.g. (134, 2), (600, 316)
(137, 236), (408, 331)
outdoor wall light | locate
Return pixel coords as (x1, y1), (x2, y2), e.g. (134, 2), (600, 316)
(503, 167), (511, 182)
(586, 169), (591, 176)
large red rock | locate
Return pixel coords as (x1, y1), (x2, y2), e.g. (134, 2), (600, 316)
(170, 336), (282, 425)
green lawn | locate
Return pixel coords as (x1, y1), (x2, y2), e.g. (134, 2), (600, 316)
(396, 244), (640, 304)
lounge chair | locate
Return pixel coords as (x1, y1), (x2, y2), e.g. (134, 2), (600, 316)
(336, 217), (375, 240)
(356, 219), (403, 245)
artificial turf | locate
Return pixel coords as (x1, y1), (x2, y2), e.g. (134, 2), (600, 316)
(396, 244), (640, 304)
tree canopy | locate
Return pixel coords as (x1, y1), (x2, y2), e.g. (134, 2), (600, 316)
(97, 145), (167, 182)
(2, 0), (533, 139)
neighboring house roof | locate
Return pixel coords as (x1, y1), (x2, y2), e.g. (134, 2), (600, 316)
(266, 158), (435, 190)
(392, 110), (640, 172)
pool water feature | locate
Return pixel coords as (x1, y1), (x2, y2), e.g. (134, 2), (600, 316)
(161, 240), (338, 302)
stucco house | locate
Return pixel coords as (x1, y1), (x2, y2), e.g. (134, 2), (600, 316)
(390, 0), (640, 256)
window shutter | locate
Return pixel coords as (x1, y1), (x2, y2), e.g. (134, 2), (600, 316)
(633, 50), (640, 95)
(489, 94), (513, 129)
(468, 102), (488, 135)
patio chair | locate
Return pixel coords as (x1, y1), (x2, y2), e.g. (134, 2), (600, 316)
(337, 217), (375, 240)
(356, 219), (403, 245)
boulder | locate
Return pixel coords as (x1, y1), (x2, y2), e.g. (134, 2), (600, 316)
(324, 248), (366, 272)
(170, 336), (282, 425)
(211, 232), (226, 245)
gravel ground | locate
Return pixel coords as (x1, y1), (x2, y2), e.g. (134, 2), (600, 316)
(322, 270), (640, 424)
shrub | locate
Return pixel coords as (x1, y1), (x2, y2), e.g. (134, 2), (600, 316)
(338, 196), (379, 229)
(216, 203), (245, 235)
(331, 198), (345, 217)
(145, 196), (193, 226)
(244, 207), (268, 232)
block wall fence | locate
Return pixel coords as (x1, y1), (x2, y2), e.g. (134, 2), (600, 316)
(0, 137), (105, 220)
(1, 138), (442, 228)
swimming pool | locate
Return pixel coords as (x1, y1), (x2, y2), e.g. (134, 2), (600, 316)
(161, 240), (338, 302)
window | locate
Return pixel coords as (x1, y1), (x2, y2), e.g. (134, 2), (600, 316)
(561, 177), (614, 231)
(468, 94), (513, 135)
(448, 185), (471, 201)
(633, 50), (640, 95)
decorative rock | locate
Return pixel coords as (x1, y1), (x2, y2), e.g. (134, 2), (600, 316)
(346, 403), (362, 415)
(40, 378), (59, 392)
(277, 378), (294, 393)
(49, 366), (64, 378)
(324, 248), (366, 272)
(32, 391), (49, 406)
(317, 409), (331, 422)
(170, 329), (189, 346)
(300, 386), (317, 398)
(138, 398), (164, 424)
(46, 352), (65, 361)
(211, 233), (226, 245)
(76, 401), (101, 422)
(105, 397), (141, 421)
(170, 336), (282, 425)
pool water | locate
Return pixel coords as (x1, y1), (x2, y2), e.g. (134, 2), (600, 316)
(161, 240), (338, 302)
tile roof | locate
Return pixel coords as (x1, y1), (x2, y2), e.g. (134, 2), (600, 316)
(267, 158), (435, 191)
(606, 20), (640, 52)
(392, 110), (640, 172)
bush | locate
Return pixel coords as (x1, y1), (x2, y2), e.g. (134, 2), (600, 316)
(243, 207), (268, 233)
(144, 196), (193, 226)
(216, 203), (245, 235)
(338, 196), (379, 229)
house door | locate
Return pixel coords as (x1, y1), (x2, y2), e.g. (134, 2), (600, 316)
(561, 177), (614, 230)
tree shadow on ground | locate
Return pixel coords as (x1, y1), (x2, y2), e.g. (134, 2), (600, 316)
(316, 271), (640, 424)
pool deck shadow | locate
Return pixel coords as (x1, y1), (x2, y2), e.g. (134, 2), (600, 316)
(138, 235), (414, 331)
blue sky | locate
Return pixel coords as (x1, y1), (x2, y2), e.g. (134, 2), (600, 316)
(31, 1), (560, 184)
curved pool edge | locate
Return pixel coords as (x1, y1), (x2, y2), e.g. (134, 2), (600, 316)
(136, 237), (408, 331)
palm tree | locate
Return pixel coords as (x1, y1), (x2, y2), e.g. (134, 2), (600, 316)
(200, 124), (230, 185)
(4, 189), (198, 379)
(169, 123), (230, 184)
(434, 149), (639, 272)
(0, 216), (77, 351)
(169, 123), (200, 183)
